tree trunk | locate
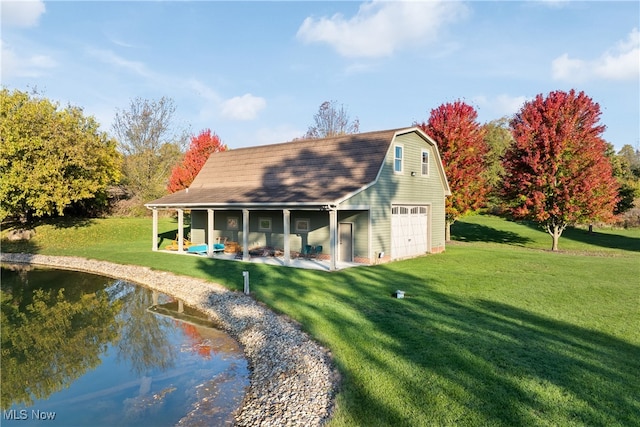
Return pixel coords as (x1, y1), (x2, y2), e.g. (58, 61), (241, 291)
(445, 221), (451, 242)
(551, 232), (560, 251)
(547, 222), (565, 251)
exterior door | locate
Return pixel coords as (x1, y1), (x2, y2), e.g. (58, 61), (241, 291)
(339, 223), (353, 262)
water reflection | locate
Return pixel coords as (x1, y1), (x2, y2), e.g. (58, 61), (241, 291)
(0, 264), (248, 427)
(114, 284), (177, 375)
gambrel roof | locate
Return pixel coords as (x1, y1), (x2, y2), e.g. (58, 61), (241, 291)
(146, 127), (450, 208)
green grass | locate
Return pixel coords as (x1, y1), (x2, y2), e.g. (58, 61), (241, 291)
(2, 215), (639, 426)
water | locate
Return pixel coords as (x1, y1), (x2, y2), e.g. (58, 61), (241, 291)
(0, 264), (249, 427)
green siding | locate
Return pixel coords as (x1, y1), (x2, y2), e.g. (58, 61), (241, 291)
(189, 209), (335, 256)
(190, 211), (207, 244)
(342, 132), (447, 258)
(338, 210), (370, 260)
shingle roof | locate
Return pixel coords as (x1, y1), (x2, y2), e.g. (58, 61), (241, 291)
(147, 128), (405, 207)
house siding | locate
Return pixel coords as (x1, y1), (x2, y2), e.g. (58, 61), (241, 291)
(190, 209), (336, 256)
(342, 132), (447, 259)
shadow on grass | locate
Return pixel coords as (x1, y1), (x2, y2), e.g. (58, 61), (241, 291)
(192, 257), (640, 426)
(0, 237), (42, 254)
(451, 220), (533, 246)
(556, 226), (640, 252)
(520, 222), (640, 253)
(155, 222), (193, 251)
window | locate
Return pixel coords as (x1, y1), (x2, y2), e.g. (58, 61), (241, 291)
(295, 219), (310, 233)
(394, 145), (403, 173)
(258, 217), (272, 232)
(421, 149), (430, 176)
(226, 217), (239, 230)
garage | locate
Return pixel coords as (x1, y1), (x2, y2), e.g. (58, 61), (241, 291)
(391, 205), (428, 259)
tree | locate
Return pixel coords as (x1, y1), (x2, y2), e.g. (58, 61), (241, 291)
(416, 100), (489, 240)
(111, 97), (187, 202)
(1, 287), (120, 408)
(609, 144), (640, 218)
(167, 129), (227, 193)
(483, 117), (515, 210)
(0, 89), (121, 222)
(617, 144), (640, 179)
(502, 89), (619, 251)
(304, 100), (360, 139)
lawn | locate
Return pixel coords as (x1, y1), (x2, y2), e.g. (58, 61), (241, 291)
(2, 215), (639, 426)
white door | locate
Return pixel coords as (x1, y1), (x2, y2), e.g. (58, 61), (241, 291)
(391, 205), (428, 259)
(339, 223), (353, 262)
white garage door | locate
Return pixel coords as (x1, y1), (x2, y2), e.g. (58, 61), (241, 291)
(391, 205), (428, 259)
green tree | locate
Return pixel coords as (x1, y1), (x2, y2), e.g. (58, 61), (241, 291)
(617, 144), (640, 179)
(1, 287), (121, 408)
(0, 89), (121, 222)
(482, 117), (514, 210)
(610, 144), (640, 217)
(111, 97), (187, 203)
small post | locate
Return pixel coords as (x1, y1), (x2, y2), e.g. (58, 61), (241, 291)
(243, 271), (250, 294)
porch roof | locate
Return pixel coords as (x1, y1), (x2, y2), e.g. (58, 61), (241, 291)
(146, 128), (404, 208)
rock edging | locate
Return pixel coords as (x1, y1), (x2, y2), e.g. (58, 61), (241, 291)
(0, 253), (339, 426)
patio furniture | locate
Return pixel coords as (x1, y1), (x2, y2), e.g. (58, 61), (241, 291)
(302, 245), (323, 259)
(187, 244), (208, 254)
(165, 235), (192, 251)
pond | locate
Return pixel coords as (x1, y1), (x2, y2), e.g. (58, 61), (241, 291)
(0, 264), (249, 427)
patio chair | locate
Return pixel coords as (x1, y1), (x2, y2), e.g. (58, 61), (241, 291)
(213, 237), (227, 253)
(165, 234), (192, 251)
(302, 245), (313, 258)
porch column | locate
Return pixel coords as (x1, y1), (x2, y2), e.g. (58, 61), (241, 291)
(283, 209), (290, 266)
(242, 209), (249, 261)
(152, 208), (158, 251)
(329, 208), (337, 271)
(207, 208), (215, 255)
(177, 209), (185, 253)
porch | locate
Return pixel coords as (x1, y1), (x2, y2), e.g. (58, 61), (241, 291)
(150, 206), (371, 271)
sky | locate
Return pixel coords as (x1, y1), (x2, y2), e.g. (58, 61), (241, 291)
(2, 1), (639, 151)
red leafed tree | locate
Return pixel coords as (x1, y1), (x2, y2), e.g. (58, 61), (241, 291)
(416, 100), (489, 241)
(502, 89), (619, 251)
(167, 129), (227, 193)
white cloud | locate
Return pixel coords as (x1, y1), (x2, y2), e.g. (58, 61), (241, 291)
(552, 28), (639, 82)
(87, 48), (151, 78)
(474, 94), (531, 119)
(296, 1), (468, 58)
(493, 94), (530, 116)
(1, 0), (45, 28)
(221, 94), (266, 121)
(0, 39), (56, 78)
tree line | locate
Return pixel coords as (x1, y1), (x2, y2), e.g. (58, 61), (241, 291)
(1, 88), (637, 250)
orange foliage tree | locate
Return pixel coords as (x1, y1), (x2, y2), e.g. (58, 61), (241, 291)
(502, 90), (619, 251)
(167, 129), (227, 193)
(416, 100), (489, 240)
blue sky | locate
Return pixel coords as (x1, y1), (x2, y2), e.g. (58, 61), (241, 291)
(2, 1), (639, 151)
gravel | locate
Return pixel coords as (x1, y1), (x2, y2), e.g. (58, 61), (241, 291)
(0, 253), (339, 426)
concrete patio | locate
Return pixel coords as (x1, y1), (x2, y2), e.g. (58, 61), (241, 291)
(159, 250), (364, 271)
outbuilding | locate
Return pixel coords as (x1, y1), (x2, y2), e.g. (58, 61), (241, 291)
(146, 127), (451, 270)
